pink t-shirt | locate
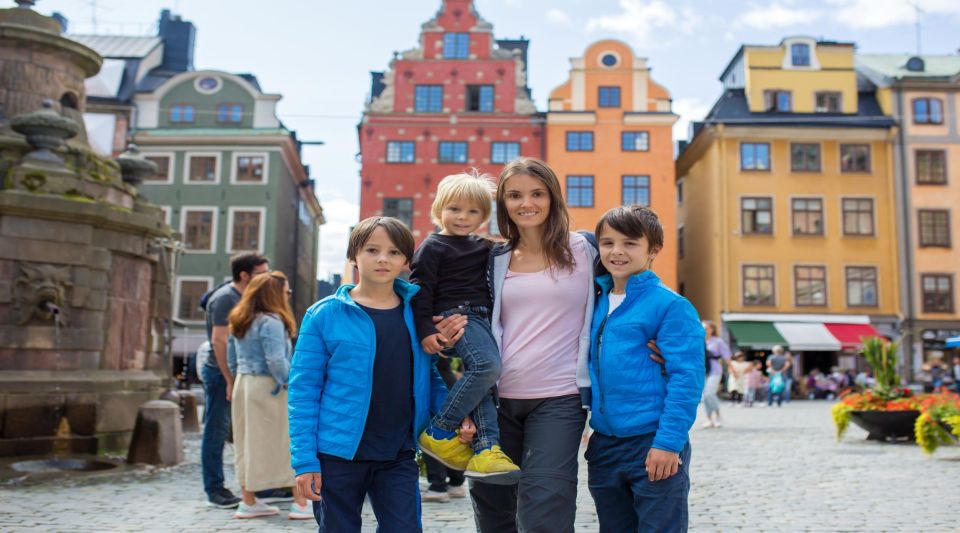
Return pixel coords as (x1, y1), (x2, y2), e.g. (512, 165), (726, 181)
(497, 236), (591, 399)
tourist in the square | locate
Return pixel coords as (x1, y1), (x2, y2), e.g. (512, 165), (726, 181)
(702, 320), (731, 428)
(200, 252), (269, 509)
(226, 271), (310, 520)
(744, 360), (763, 407)
(438, 158), (597, 532)
(952, 356), (960, 394)
(766, 345), (790, 407)
(783, 351), (797, 402)
(584, 205), (705, 533)
(727, 352), (750, 405)
(923, 356), (946, 391)
(288, 217), (465, 531)
(411, 172), (520, 485)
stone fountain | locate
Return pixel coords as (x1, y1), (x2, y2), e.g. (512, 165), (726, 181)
(0, 1), (177, 459)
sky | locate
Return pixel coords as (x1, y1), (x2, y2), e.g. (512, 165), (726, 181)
(36, 0), (960, 279)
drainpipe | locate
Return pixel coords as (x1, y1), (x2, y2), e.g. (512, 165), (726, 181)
(894, 87), (917, 382)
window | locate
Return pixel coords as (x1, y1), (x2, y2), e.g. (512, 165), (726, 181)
(443, 32), (469, 59)
(169, 103), (194, 123)
(601, 53), (618, 67)
(383, 198), (413, 228)
(491, 142), (520, 164)
(791, 143), (821, 172)
(177, 278), (211, 322)
(763, 90), (792, 112)
(815, 92), (842, 113)
(415, 85), (443, 113)
(677, 180), (684, 205)
(622, 131), (649, 152)
(842, 198), (874, 236)
(143, 155), (171, 182)
(795, 266), (827, 306)
(216, 103), (243, 124)
(918, 209), (951, 247)
(622, 175), (650, 206)
(387, 141), (415, 163)
(913, 98), (944, 125)
(466, 85), (494, 112)
(234, 154), (266, 183)
(743, 265), (775, 306)
(566, 131), (594, 151)
(740, 143), (770, 171)
(840, 144), (870, 172)
(791, 43), (811, 66)
(916, 150), (947, 184)
(741, 197), (773, 234)
(922, 274), (954, 313)
(228, 208), (264, 252)
(598, 86), (621, 107)
(438, 142), (467, 163)
(181, 208), (216, 252)
(846, 266), (878, 307)
(566, 176), (594, 207)
(792, 198), (824, 235)
(187, 155), (218, 183)
(678, 226), (684, 259)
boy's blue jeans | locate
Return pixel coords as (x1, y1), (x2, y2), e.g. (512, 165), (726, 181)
(432, 305), (500, 453)
(586, 431), (691, 533)
(200, 363), (231, 498)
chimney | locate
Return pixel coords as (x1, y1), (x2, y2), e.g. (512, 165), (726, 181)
(157, 9), (195, 72)
(51, 12), (67, 33)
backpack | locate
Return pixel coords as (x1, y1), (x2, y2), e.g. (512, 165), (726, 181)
(198, 280), (232, 313)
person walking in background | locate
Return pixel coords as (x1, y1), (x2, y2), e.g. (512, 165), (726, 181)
(727, 352), (750, 405)
(766, 345), (790, 407)
(422, 356), (467, 503)
(226, 272), (310, 520)
(200, 252), (270, 509)
(783, 351), (797, 403)
(952, 356), (960, 394)
(744, 360), (763, 407)
(702, 321), (731, 428)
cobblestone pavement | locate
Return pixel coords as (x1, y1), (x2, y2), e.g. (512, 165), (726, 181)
(1, 400), (957, 532)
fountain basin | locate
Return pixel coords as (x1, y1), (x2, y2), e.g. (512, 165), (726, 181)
(11, 457), (117, 473)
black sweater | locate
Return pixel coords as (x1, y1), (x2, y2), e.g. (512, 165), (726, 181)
(410, 234), (493, 341)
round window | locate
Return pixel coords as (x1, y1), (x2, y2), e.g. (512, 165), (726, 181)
(601, 53), (618, 67)
(198, 77), (219, 91)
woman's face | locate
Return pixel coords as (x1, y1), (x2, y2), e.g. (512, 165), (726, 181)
(502, 173), (551, 230)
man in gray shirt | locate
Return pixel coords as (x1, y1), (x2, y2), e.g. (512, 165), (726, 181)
(766, 345), (791, 407)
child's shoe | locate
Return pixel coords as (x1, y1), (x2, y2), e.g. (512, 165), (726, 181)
(288, 501), (313, 520)
(418, 428), (473, 471)
(464, 445), (521, 485)
(234, 500), (279, 519)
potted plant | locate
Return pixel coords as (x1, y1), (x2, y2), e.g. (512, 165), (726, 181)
(914, 391), (960, 454)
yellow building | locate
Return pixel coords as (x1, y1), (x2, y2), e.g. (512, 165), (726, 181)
(857, 54), (960, 377)
(546, 40), (678, 289)
(676, 37), (900, 375)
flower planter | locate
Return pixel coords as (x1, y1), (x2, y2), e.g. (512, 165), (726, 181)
(849, 410), (920, 442)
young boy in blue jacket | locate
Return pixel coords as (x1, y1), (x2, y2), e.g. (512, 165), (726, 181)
(586, 206), (705, 533)
(288, 216), (472, 531)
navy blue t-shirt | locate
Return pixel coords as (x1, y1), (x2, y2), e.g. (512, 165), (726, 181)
(354, 303), (415, 461)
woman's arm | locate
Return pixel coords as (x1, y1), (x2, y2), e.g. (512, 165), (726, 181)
(260, 315), (292, 386)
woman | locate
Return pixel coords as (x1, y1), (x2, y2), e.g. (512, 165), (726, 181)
(727, 352), (750, 405)
(702, 320), (731, 428)
(226, 272), (310, 520)
(436, 158), (596, 532)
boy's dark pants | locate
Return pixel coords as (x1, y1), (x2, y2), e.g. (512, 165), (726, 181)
(313, 450), (421, 533)
(586, 431), (692, 533)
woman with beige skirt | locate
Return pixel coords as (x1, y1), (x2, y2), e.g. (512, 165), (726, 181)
(227, 271), (310, 520)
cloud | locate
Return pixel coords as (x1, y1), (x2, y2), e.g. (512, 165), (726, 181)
(672, 97), (712, 144)
(316, 196), (359, 279)
(825, 0), (960, 29)
(546, 8), (571, 25)
(586, 0), (697, 47)
(736, 2), (821, 29)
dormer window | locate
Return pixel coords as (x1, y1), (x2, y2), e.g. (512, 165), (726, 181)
(443, 33), (469, 59)
(791, 43), (810, 66)
(763, 90), (792, 112)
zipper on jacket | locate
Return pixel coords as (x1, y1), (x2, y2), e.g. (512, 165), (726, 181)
(596, 314), (608, 415)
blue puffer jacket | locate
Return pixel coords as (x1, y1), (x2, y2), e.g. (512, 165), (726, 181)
(288, 279), (448, 476)
(588, 271), (705, 453)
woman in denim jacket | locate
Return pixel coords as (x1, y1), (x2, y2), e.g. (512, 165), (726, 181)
(226, 271), (310, 520)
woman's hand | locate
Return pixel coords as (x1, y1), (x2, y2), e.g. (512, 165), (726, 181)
(458, 417), (477, 444)
(645, 448), (680, 481)
(433, 314), (467, 348)
(647, 340), (665, 365)
(296, 472), (322, 501)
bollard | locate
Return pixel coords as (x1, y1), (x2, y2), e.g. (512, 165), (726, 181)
(126, 400), (183, 465)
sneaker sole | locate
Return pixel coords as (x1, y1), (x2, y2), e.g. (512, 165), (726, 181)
(464, 469), (521, 485)
(259, 497), (294, 504)
(418, 446), (470, 472)
(289, 514), (314, 520)
(205, 501), (240, 509)
(234, 511), (279, 519)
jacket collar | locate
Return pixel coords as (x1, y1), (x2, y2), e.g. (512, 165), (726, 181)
(334, 278), (420, 305)
(596, 270), (660, 295)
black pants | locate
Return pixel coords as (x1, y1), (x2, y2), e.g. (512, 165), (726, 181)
(469, 394), (586, 533)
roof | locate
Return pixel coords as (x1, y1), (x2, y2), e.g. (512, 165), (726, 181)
(856, 54), (960, 82)
(719, 39), (856, 82)
(700, 88), (894, 129)
(68, 34), (162, 58)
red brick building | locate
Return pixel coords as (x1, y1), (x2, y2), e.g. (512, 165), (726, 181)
(359, 0), (543, 244)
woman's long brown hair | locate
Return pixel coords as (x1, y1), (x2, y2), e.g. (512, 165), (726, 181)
(496, 157), (574, 272)
(228, 271), (297, 339)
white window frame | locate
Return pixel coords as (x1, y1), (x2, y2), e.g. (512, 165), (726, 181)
(226, 206), (267, 254)
(180, 206), (219, 254)
(140, 151), (176, 184)
(229, 152), (270, 185)
(183, 152), (222, 185)
(158, 205), (171, 226)
(174, 276), (213, 324)
(843, 263), (880, 308)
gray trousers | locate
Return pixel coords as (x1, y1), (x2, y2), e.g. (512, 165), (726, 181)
(469, 394), (587, 533)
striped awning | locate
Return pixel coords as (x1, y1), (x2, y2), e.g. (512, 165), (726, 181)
(773, 322), (842, 351)
(723, 314), (883, 352)
(726, 321), (786, 350)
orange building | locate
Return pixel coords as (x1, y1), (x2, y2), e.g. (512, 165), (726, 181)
(546, 40), (678, 288)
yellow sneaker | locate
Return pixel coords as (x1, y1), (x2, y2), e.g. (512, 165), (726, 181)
(464, 446), (521, 485)
(418, 430), (473, 471)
